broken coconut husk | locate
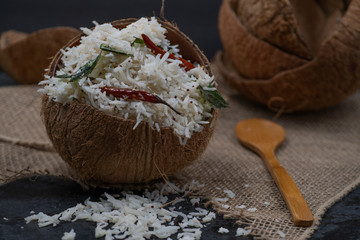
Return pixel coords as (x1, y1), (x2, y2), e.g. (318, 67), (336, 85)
(41, 18), (218, 185)
(0, 27), (80, 84)
(217, 0), (360, 112)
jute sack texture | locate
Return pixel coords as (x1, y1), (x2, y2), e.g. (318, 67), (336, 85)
(0, 71), (359, 239)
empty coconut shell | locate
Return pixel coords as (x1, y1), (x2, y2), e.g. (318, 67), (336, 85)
(218, 0), (360, 112)
(0, 27), (80, 84)
(41, 18), (217, 185)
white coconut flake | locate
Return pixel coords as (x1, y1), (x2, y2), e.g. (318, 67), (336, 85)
(218, 227), (229, 234)
(247, 208), (257, 213)
(221, 204), (230, 209)
(62, 229), (76, 240)
(236, 227), (251, 236)
(190, 198), (200, 206)
(235, 205), (246, 209)
(215, 197), (228, 203)
(277, 230), (286, 238)
(178, 230), (202, 240)
(39, 17), (215, 143)
(155, 123), (160, 132)
(223, 189), (235, 199)
(187, 217), (203, 228)
(25, 212), (61, 227)
(202, 212), (216, 223)
(189, 208), (208, 217)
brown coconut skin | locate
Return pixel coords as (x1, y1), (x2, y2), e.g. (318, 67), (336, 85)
(0, 27), (80, 84)
(41, 18), (217, 185)
(218, 0), (360, 112)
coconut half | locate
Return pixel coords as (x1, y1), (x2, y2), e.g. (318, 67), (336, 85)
(218, 0), (360, 112)
(41, 18), (217, 185)
(0, 27), (80, 84)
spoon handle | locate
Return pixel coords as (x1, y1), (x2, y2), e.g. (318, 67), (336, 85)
(262, 150), (314, 227)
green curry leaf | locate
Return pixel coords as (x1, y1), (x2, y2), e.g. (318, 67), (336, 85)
(55, 52), (102, 82)
(100, 44), (133, 56)
(198, 84), (228, 109)
(131, 37), (145, 46)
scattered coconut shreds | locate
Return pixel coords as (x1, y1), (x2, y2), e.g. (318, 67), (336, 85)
(264, 201), (270, 205)
(25, 181), (226, 240)
(62, 229), (76, 240)
(189, 208), (208, 217)
(221, 204), (230, 209)
(247, 208), (257, 213)
(202, 212), (216, 223)
(277, 230), (286, 238)
(223, 189), (235, 199)
(218, 227), (229, 234)
(190, 198), (200, 206)
(215, 197), (228, 203)
(236, 227), (251, 236)
(235, 205), (246, 209)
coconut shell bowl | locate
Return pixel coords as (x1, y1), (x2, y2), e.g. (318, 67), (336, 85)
(218, 0), (360, 112)
(41, 18), (217, 185)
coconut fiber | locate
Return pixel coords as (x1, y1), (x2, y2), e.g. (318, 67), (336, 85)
(0, 66), (359, 239)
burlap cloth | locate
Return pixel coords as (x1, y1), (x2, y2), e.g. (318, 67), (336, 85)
(0, 67), (359, 239)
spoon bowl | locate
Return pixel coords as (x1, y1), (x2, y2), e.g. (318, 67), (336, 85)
(235, 118), (285, 159)
(235, 118), (313, 227)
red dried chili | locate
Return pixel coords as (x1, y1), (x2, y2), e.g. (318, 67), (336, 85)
(141, 34), (195, 71)
(100, 87), (181, 115)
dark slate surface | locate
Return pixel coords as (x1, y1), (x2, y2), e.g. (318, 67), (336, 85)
(0, 176), (249, 240)
(1, 0), (360, 239)
(0, 175), (359, 239)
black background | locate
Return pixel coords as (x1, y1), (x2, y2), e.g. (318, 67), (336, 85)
(0, 0), (222, 59)
(1, 0), (360, 239)
(0, 0), (223, 85)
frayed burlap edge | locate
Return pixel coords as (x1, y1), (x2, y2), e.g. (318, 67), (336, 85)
(0, 135), (54, 152)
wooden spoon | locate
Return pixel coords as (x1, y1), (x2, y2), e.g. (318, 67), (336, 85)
(235, 118), (313, 227)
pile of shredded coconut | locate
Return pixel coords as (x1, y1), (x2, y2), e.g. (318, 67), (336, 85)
(25, 181), (253, 239)
(39, 17), (214, 142)
(25, 181), (217, 240)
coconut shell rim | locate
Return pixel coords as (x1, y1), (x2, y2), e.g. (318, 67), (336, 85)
(0, 27), (81, 84)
